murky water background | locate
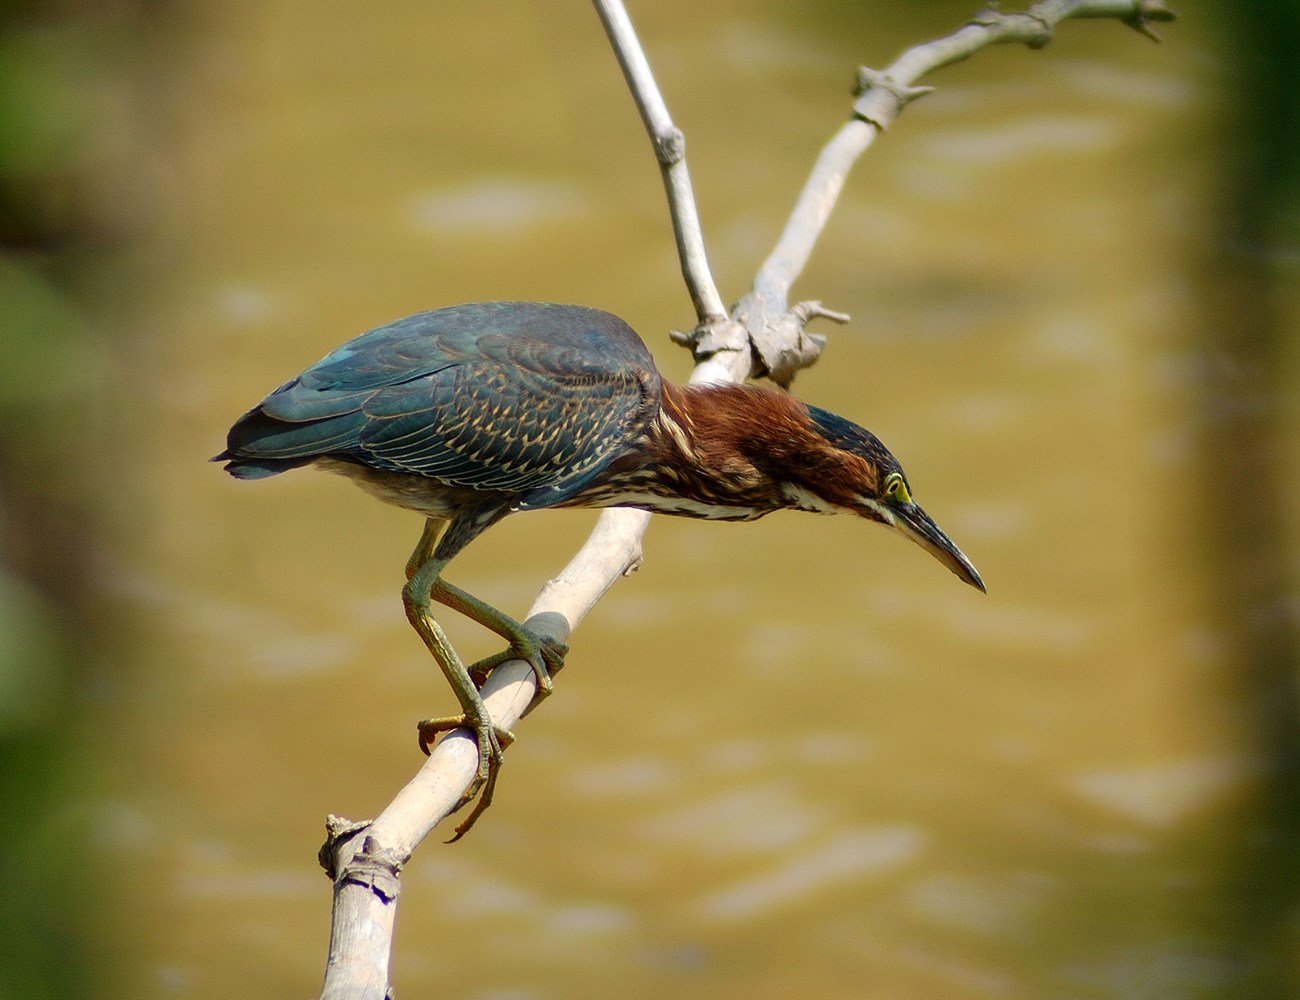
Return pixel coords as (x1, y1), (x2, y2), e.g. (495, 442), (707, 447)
(55, 2), (1296, 997)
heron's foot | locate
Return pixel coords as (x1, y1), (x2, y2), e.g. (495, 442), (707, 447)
(416, 712), (515, 760)
(416, 711), (515, 840)
(466, 630), (568, 706)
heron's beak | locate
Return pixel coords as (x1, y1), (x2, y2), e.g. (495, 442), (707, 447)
(889, 502), (986, 593)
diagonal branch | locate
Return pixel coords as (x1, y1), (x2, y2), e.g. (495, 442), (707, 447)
(315, 3), (1174, 996)
(745, 0), (1174, 384)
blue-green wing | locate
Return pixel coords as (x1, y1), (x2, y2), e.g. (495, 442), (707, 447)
(219, 302), (661, 505)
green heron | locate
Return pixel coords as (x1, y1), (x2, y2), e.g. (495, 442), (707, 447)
(216, 301), (983, 834)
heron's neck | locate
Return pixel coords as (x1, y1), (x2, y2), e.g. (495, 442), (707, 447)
(623, 381), (833, 518)
(656, 381), (804, 467)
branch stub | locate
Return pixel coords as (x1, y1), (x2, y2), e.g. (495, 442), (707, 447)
(671, 315), (748, 365)
(734, 296), (843, 388)
(337, 836), (405, 903)
(852, 67), (934, 130)
(319, 815), (373, 879)
(654, 127), (686, 166)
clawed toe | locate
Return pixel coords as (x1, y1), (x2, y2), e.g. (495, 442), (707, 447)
(449, 762), (500, 841)
(416, 712), (514, 840)
(416, 714), (514, 761)
(465, 629), (567, 703)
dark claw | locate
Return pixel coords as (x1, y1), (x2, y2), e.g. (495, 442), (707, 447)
(449, 761), (499, 841)
(414, 713), (514, 840)
(464, 630), (568, 701)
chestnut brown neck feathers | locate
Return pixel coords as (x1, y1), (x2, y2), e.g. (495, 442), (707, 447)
(562, 381), (893, 520)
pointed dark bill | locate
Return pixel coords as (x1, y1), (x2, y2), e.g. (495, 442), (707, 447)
(891, 503), (986, 593)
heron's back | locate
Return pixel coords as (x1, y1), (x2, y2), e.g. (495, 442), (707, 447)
(217, 302), (664, 511)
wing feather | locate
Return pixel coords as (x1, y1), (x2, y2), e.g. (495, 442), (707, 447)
(220, 302), (661, 503)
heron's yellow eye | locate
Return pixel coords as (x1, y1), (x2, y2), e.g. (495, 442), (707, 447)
(883, 472), (911, 504)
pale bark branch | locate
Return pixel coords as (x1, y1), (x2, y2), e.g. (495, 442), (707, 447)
(318, 510), (650, 999)
(315, 2), (1174, 996)
(593, 0), (729, 325)
(743, 0), (1174, 384)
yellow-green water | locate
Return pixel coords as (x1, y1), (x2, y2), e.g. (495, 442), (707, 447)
(61, 3), (1299, 997)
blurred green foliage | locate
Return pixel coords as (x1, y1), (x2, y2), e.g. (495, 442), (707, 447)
(0, 4), (138, 996)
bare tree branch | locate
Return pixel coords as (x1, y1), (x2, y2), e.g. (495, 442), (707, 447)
(318, 511), (648, 999)
(741, 0), (1174, 385)
(314, 3), (1175, 996)
(593, 0), (729, 326)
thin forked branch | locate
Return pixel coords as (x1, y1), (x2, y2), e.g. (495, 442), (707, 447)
(316, 3), (1174, 997)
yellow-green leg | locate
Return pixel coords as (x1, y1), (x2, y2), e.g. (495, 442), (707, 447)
(406, 518), (565, 697)
(404, 517), (444, 581)
(402, 524), (514, 839)
(430, 576), (565, 695)
(401, 517), (565, 839)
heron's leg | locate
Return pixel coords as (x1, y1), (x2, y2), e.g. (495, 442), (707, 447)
(428, 576), (565, 701)
(402, 547), (512, 839)
(409, 517), (562, 698)
(404, 517), (445, 581)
